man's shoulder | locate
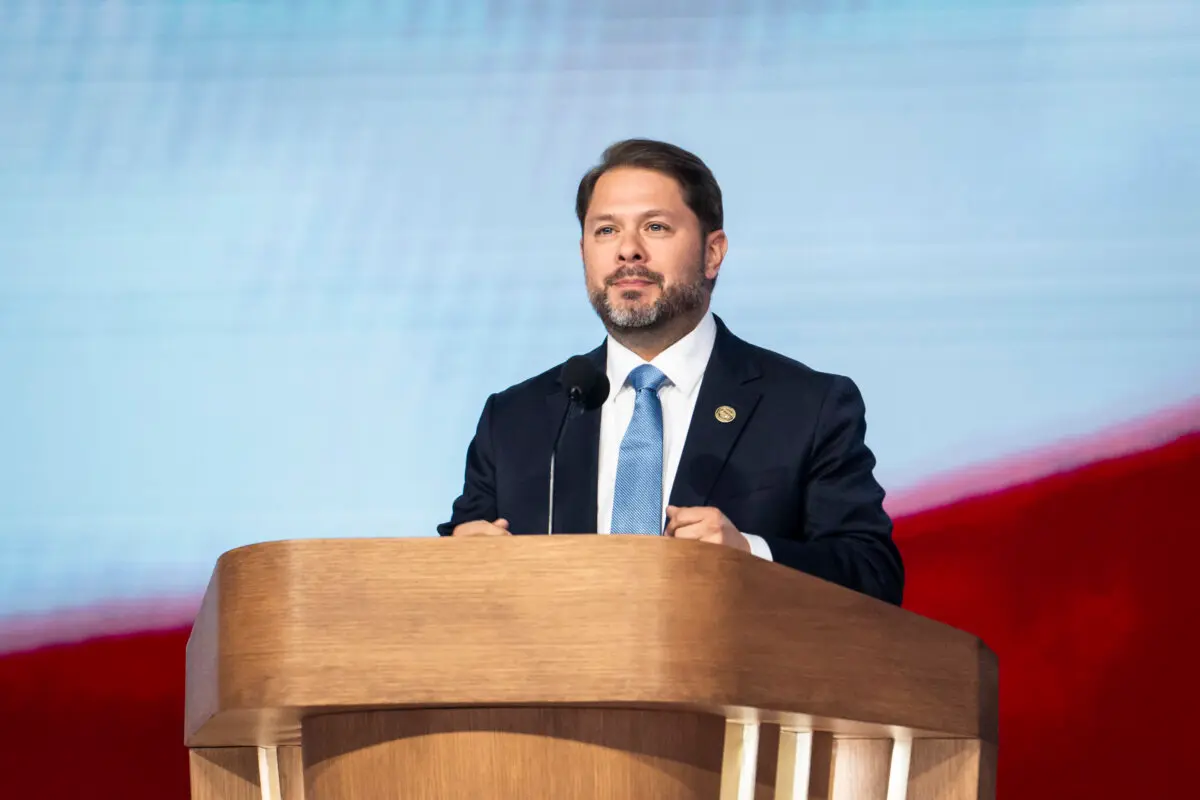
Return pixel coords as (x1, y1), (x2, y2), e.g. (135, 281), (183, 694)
(726, 328), (851, 396)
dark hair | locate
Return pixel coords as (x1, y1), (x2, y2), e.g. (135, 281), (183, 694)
(575, 139), (724, 236)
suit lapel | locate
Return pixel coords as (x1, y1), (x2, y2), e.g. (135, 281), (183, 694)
(668, 317), (763, 509)
(545, 341), (605, 534)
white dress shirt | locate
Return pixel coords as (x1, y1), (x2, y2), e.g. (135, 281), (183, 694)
(596, 311), (773, 561)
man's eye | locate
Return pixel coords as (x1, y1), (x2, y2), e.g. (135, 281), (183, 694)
(647, 223), (668, 232)
(596, 226), (615, 236)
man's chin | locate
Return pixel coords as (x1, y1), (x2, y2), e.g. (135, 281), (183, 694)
(610, 297), (655, 314)
(606, 305), (663, 330)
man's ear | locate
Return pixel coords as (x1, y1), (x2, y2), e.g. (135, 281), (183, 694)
(704, 230), (728, 281)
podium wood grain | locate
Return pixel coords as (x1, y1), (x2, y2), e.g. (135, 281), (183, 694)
(185, 537), (997, 799)
(304, 708), (728, 799)
(186, 536), (995, 746)
(189, 746), (303, 800)
(909, 740), (997, 800)
(189, 749), (258, 800)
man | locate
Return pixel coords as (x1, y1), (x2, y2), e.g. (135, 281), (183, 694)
(437, 139), (904, 605)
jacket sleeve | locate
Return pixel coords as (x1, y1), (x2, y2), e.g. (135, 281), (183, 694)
(436, 393), (500, 536)
(760, 376), (905, 605)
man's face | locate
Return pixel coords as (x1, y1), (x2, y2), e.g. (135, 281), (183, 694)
(580, 167), (725, 331)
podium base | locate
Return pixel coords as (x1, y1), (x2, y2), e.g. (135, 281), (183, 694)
(302, 707), (737, 799)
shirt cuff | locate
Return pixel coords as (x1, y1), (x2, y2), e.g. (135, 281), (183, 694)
(742, 533), (773, 561)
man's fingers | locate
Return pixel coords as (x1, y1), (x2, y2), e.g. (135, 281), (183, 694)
(663, 509), (679, 537)
(452, 519), (511, 536)
(672, 525), (722, 543)
(664, 512), (698, 537)
(666, 505), (709, 527)
(665, 506), (716, 536)
(670, 519), (715, 540)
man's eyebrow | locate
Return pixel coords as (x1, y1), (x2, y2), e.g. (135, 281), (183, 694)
(586, 209), (675, 224)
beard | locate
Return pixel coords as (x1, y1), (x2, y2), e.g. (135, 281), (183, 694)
(588, 263), (709, 331)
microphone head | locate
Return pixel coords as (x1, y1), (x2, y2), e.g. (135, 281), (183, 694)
(560, 355), (610, 411)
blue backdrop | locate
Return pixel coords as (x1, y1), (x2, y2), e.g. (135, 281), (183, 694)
(1, 0), (1197, 619)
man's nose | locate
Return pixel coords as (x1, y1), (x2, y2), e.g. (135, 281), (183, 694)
(617, 232), (646, 262)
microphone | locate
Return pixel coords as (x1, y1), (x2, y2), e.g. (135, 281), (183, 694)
(548, 356), (609, 535)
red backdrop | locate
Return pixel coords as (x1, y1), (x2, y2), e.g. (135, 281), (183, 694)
(1, 431), (1196, 797)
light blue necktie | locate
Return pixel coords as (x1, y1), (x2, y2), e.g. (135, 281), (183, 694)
(611, 364), (670, 535)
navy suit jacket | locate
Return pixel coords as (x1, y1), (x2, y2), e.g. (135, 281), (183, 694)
(437, 316), (904, 605)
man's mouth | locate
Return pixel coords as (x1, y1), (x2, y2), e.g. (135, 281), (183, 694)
(607, 268), (663, 289)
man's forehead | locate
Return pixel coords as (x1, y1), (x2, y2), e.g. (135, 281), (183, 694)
(587, 168), (687, 216)
(593, 166), (683, 194)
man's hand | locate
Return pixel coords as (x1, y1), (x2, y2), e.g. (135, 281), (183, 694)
(451, 518), (511, 537)
(664, 506), (750, 553)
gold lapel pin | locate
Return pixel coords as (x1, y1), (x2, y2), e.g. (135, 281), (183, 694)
(715, 405), (736, 423)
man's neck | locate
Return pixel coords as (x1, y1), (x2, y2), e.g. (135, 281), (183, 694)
(607, 307), (709, 361)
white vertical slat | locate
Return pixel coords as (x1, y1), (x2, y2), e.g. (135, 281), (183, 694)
(257, 746), (282, 800)
(720, 720), (761, 800)
(886, 737), (912, 800)
(774, 729), (815, 800)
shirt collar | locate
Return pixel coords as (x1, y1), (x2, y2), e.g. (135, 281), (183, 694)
(605, 311), (717, 399)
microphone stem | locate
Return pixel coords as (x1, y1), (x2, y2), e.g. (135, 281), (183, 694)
(547, 394), (579, 535)
(547, 450), (557, 536)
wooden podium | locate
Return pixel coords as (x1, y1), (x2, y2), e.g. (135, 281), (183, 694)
(185, 536), (996, 800)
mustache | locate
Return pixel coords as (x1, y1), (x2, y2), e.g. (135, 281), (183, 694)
(605, 266), (664, 287)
